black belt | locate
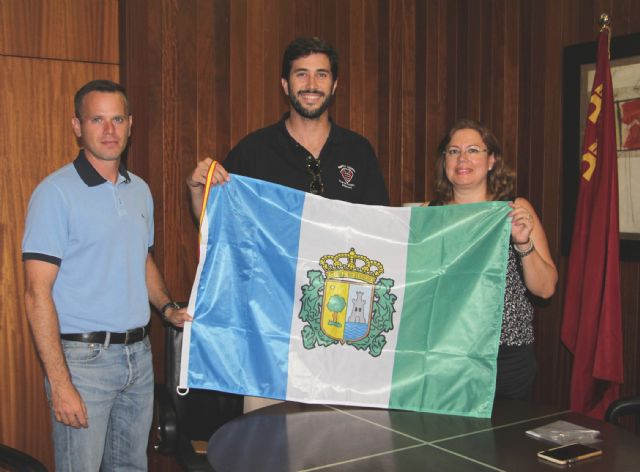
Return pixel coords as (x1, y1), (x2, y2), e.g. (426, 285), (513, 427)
(61, 323), (150, 345)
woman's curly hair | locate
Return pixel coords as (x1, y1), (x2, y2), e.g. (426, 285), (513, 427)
(433, 118), (514, 203)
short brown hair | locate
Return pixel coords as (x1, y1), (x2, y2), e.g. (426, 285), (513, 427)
(74, 80), (129, 120)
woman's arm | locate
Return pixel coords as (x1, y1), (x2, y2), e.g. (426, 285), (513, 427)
(509, 197), (558, 298)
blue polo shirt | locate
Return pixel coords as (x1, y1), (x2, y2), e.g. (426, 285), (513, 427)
(22, 151), (154, 333)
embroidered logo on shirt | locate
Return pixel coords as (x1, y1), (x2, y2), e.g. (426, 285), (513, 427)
(338, 165), (355, 189)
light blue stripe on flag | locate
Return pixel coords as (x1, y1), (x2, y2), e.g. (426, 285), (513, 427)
(188, 176), (305, 397)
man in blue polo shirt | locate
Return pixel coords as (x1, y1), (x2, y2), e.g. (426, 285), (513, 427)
(22, 79), (191, 471)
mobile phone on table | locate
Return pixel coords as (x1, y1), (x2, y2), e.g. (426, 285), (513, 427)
(537, 443), (602, 465)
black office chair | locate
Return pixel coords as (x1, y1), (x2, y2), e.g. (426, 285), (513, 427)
(154, 316), (243, 471)
(605, 396), (640, 427)
(0, 444), (48, 472)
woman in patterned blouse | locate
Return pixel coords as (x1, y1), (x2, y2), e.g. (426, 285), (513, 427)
(427, 118), (558, 400)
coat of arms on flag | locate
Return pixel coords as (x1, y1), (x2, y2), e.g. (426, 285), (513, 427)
(299, 248), (396, 357)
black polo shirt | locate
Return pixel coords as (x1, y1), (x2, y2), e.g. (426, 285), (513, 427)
(223, 115), (389, 206)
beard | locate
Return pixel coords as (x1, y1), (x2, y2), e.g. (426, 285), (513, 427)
(288, 84), (334, 119)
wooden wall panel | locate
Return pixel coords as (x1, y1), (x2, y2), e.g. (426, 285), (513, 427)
(399, 0), (417, 205)
(0, 0), (118, 63)
(229, 0), (249, 144)
(347, 0), (365, 136)
(362, 1), (381, 154)
(246, 0), (266, 131)
(501, 0), (520, 174)
(0, 56), (118, 470)
(388, 0), (403, 201)
(421, 0), (459, 203)
(520, 0), (562, 406)
(376, 0), (391, 202)
(213, 0), (233, 158)
(333, 1), (350, 128)
(262, 0), (283, 126)
(1, 1), (119, 468)
(121, 0), (196, 391)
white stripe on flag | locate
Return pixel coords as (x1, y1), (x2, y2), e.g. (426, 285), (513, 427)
(286, 196), (412, 406)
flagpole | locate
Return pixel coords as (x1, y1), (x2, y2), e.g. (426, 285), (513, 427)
(599, 13), (611, 53)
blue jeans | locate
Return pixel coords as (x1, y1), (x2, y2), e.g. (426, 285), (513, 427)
(46, 336), (153, 471)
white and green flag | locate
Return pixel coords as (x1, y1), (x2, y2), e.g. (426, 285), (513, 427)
(181, 175), (511, 417)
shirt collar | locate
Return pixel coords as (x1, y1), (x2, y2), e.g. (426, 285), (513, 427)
(278, 113), (343, 145)
(73, 150), (131, 187)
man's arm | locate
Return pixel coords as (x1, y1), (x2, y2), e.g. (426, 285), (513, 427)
(24, 259), (88, 428)
(145, 253), (192, 327)
(186, 158), (230, 222)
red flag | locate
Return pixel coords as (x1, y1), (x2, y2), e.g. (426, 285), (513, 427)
(561, 27), (623, 419)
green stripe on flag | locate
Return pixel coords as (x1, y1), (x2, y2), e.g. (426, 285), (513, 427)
(389, 202), (511, 417)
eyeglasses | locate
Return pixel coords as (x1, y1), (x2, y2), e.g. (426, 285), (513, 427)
(306, 155), (324, 195)
(444, 146), (488, 158)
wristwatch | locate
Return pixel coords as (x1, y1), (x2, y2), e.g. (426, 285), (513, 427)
(160, 301), (180, 322)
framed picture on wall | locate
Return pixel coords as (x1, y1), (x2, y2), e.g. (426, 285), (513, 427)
(562, 32), (640, 261)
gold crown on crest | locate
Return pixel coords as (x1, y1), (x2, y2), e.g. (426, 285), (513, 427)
(319, 248), (384, 284)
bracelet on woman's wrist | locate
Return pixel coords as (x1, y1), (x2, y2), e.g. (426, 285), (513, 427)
(513, 239), (535, 257)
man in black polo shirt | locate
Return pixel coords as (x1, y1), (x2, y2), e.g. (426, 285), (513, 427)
(187, 36), (389, 215)
(187, 37), (389, 413)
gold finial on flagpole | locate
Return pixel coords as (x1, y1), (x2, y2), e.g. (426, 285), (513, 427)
(599, 13), (612, 57)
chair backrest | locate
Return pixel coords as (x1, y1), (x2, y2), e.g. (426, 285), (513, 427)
(605, 396), (640, 426)
(0, 444), (48, 472)
(164, 325), (243, 441)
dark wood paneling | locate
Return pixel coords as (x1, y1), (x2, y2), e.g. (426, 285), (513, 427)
(0, 54), (119, 472)
(620, 261), (640, 398)
(501, 0), (520, 173)
(338, 1), (351, 129)
(205, 0), (233, 162)
(1, 3), (120, 470)
(385, 0), (405, 204)
(246, 0), (266, 131)
(399, 0), (417, 206)
(230, 0), (248, 145)
(363, 1), (381, 155)
(414, 0), (428, 202)
(262, 0), (283, 126)
(347, 0), (365, 136)
(0, 0), (118, 63)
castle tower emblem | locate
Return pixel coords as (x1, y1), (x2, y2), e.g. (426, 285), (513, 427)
(298, 248), (397, 357)
(319, 248), (383, 344)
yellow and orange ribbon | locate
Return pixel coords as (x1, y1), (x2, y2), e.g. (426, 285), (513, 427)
(198, 160), (218, 243)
